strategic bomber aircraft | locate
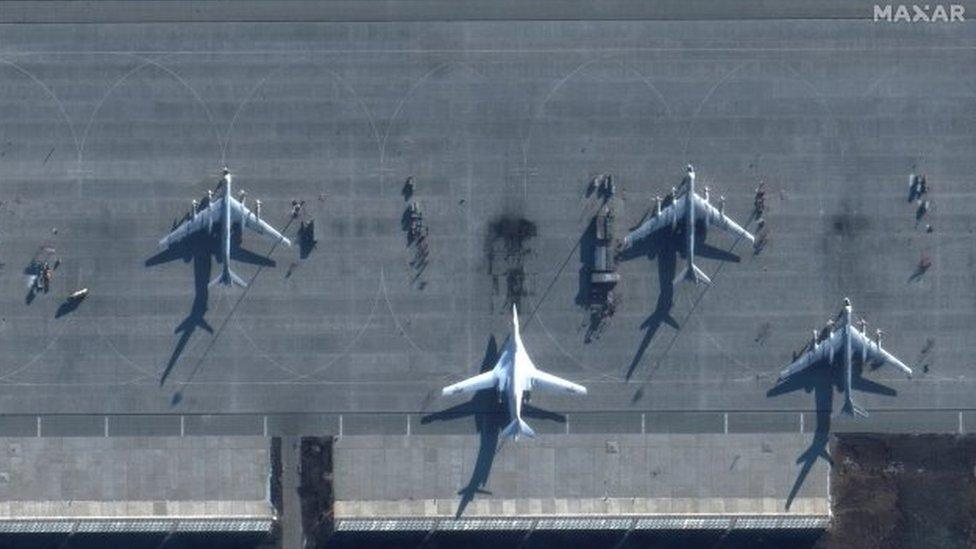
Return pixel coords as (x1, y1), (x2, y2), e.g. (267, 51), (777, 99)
(621, 165), (755, 284)
(777, 298), (913, 417)
(441, 305), (588, 440)
(159, 168), (291, 287)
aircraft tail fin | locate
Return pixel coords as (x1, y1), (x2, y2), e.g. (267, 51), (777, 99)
(842, 399), (869, 418)
(209, 266), (248, 288)
(673, 262), (711, 285)
(501, 418), (536, 440)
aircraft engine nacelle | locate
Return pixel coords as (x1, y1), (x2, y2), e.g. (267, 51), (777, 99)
(702, 188), (710, 229)
(207, 190), (214, 232)
(670, 186), (678, 230)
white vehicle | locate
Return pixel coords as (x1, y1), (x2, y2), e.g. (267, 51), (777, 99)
(159, 168), (291, 287)
(778, 298), (913, 417)
(622, 165), (754, 284)
(441, 305), (587, 440)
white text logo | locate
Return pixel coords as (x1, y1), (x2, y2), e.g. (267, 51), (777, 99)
(874, 4), (965, 21)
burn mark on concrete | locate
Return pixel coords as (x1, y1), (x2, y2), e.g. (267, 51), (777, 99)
(486, 215), (537, 312)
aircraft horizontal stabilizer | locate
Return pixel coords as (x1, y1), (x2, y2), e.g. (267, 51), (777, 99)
(673, 263), (711, 285)
(842, 399), (869, 418)
(501, 418), (536, 440)
(209, 268), (248, 288)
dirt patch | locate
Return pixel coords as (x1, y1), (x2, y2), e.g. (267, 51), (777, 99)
(300, 436), (334, 548)
(821, 434), (976, 549)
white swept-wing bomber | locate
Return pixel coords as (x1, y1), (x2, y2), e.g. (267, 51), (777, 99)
(777, 297), (912, 417)
(622, 165), (754, 284)
(441, 305), (587, 440)
(160, 168), (291, 287)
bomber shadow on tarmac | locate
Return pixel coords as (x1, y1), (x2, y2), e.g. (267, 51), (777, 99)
(617, 226), (679, 381)
(768, 354), (898, 510)
(421, 336), (566, 518)
(146, 230), (215, 386)
(145, 224), (280, 386)
(619, 210), (750, 382)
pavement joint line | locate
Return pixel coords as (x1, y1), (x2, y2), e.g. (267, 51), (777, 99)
(5, 47), (976, 54)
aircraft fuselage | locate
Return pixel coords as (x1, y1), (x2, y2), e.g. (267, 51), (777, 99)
(684, 170), (697, 269)
(221, 175), (233, 271)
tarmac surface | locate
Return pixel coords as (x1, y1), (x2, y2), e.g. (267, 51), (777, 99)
(0, 436), (273, 531)
(0, 15), (975, 436)
(333, 433), (829, 521)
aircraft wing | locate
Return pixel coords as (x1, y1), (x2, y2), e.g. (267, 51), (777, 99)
(693, 194), (755, 243)
(778, 328), (843, 382)
(442, 370), (497, 397)
(530, 369), (588, 395)
(159, 198), (223, 247)
(851, 328), (913, 377)
(622, 196), (685, 249)
(231, 198), (292, 246)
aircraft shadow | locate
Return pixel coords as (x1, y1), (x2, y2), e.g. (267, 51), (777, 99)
(767, 354), (898, 510)
(298, 220), (317, 260)
(159, 251), (214, 386)
(145, 228), (212, 267)
(230, 245), (276, 268)
(420, 337), (566, 518)
(766, 366), (834, 511)
(146, 222), (284, 386)
(618, 229), (678, 381)
(54, 297), (83, 318)
(422, 337), (502, 518)
(907, 261), (930, 283)
(145, 232), (214, 386)
(695, 241), (740, 263)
